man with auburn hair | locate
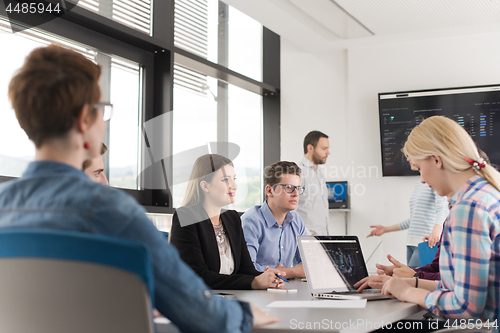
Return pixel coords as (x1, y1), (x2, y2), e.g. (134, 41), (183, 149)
(296, 131), (330, 235)
(83, 142), (108, 185)
(241, 161), (306, 279)
(0, 44), (276, 333)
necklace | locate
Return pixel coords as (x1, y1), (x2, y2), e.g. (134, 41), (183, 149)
(213, 223), (228, 255)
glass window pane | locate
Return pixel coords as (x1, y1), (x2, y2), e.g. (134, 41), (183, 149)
(0, 20), (143, 192)
(174, 0), (263, 81)
(108, 58), (141, 190)
(228, 84), (263, 211)
(0, 28), (39, 177)
(0, 19), (97, 178)
(228, 6), (263, 81)
(172, 65), (218, 207)
(172, 64), (263, 210)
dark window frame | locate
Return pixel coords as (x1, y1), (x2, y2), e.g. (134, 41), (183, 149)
(0, 0), (280, 214)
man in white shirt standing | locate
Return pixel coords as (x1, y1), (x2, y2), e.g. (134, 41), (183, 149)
(296, 131), (330, 235)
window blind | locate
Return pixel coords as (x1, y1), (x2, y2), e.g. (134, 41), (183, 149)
(173, 63), (208, 96)
(75, 0), (152, 35)
(174, 0), (208, 58)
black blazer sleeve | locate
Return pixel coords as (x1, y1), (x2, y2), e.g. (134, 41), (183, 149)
(170, 206), (258, 290)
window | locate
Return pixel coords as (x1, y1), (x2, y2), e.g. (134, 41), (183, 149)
(228, 84), (263, 210)
(174, 0), (263, 81)
(172, 64), (218, 207)
(174, 0), (217, 62)
(172, 0), (268, 212)
(227, 6), (262, 81)
(0, 21), (41, 177)
(0, 18), (144, 191)
(76, 0), (153, 35)
(0, 0), (280, 213)
(0, 19), (97, 178)
(109, 58), (142, 189)
(172, 64), (263, 211)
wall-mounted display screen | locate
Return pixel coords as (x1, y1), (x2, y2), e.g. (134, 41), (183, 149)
(379, 85), (500, 176)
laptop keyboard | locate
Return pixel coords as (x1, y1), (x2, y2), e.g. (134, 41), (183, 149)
(332, 289), (381, 295)
(361, 289), (382, 294)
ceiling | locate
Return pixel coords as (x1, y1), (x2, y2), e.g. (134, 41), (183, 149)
(222, 0), (500, 50)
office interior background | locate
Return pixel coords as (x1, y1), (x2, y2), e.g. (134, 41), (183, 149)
(2, 0), (500, 268)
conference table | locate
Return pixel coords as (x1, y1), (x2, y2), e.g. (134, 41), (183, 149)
(155, 279), (422, 333)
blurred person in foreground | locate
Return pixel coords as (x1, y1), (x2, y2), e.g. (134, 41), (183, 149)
(0, 44), (277, 332)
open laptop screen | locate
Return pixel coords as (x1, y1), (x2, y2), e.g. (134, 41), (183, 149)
(299, 236), (369, 293)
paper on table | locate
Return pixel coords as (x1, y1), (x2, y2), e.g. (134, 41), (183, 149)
(266, 299), (367, 309)
(154, 317), (171, 324)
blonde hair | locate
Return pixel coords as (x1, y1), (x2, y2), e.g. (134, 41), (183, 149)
(403, 116), (500, 192)
(182, 154), (233, 206)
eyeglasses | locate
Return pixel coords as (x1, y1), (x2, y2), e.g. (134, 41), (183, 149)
(94, 102), (113, 122)
(271, 184), (305, 195)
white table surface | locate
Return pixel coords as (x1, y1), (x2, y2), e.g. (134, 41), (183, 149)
(155, 279), (421, 333)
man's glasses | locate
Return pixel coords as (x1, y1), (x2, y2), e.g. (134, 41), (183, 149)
(94, 102), (113, 122)
(271, 184), (305, 195)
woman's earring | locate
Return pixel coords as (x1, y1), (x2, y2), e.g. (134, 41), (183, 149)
(84, 142), (90, 149)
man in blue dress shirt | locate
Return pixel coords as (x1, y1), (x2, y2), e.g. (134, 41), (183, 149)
(241, 161), (306, 279)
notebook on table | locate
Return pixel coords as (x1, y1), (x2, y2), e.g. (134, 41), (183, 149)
(418, 241), (438, 267)
(297, 235), (388, 300)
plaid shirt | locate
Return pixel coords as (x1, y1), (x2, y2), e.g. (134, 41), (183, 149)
(425, 176), (500, 323)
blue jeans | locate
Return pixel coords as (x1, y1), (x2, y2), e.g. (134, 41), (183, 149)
(407, 245), (420, 268)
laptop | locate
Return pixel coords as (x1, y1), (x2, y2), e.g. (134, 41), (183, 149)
(298, 235), (388, 300)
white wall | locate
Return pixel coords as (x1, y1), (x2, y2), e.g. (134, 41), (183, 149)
(281, 31), (500, 270)
(280, 39), (348, 165)
(280, 38), (351, 237)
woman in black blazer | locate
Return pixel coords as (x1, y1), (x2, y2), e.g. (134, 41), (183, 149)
(170, 154), (285, 290)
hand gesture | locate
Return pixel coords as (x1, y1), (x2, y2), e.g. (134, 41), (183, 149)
(367, 225), (386, 237)
(381, 276), (412, 300)
(275, 264), (306, 279)
(354, 275), (391, 292)
(251, 267), (285, 290)
(250, 303), (279, 327)
(387, 254), (416, 278)
(375, 254), (415, 278)
(375, 262), (394, 276)
(422, 233), (440, 248)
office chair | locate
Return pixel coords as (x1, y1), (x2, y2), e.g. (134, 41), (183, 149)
(0, 229), (155, 333)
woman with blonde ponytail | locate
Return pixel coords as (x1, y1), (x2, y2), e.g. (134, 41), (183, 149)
(356, 116), (500, 330)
